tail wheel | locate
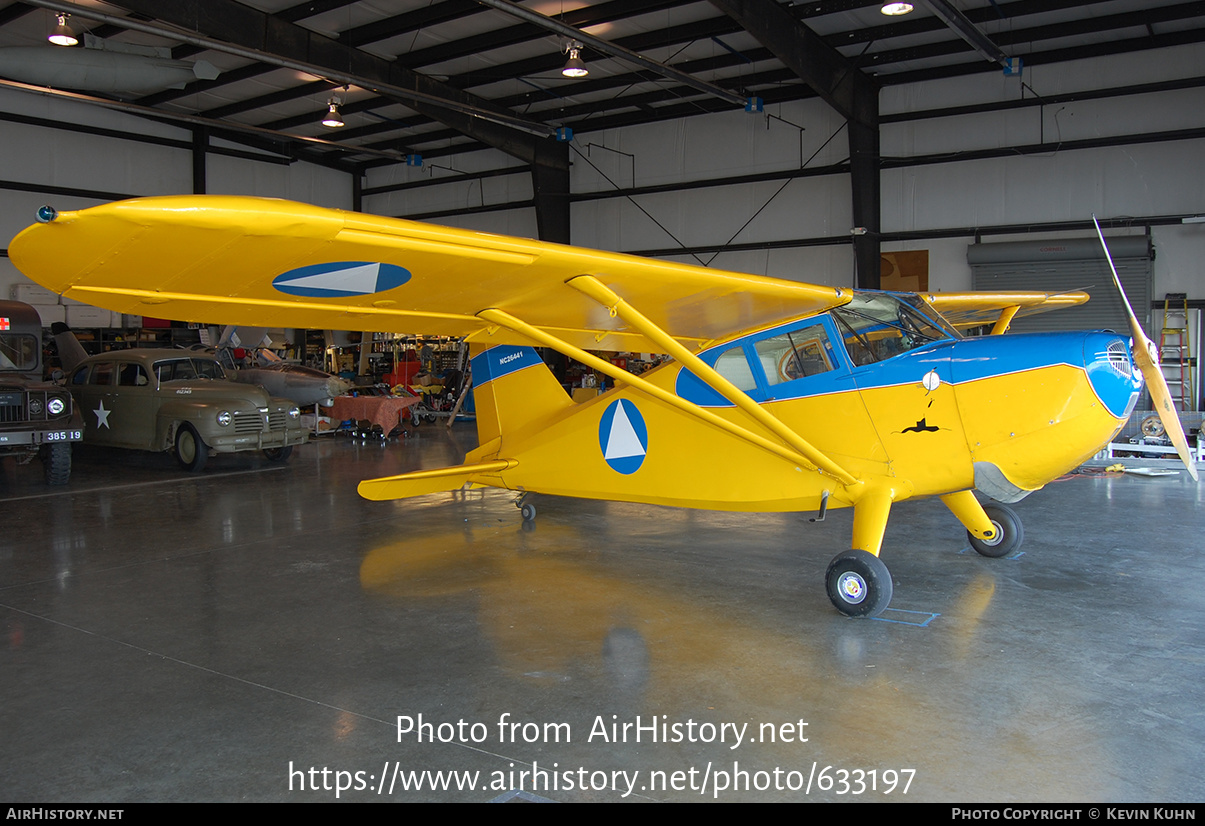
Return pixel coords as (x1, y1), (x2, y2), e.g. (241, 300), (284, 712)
(968, 503), (1024, 558)
(174, 423), (208, 472)
(520, 502), (537, 522)
(825, 549), (893, 617)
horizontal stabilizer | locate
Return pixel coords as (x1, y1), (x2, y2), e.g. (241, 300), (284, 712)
(357, 460), (514, 501)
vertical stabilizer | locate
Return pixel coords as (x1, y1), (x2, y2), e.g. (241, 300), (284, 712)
(50, 322), (89, 374)
(470, 344), (572, 447)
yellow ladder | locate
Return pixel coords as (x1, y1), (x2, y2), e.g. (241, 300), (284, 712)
(1159, 293), (1192, 411)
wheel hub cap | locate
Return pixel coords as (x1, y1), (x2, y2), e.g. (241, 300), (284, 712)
(838, 572), (867, 604)
(980, 519), (1004, 546)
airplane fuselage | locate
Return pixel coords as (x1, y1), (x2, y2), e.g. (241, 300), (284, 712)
(466, 295), (1141, 516)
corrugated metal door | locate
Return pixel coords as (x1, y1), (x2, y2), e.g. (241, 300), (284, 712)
(968, 236), (1153, 335)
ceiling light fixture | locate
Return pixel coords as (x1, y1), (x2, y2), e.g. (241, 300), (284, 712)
(880, 2), (915, 15)
(48, 13), (78, 46)
(562, 41), (588, 78)
(322, 96), (344, 128)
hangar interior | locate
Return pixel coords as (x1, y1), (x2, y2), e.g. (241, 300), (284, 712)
(1, 0), (1204, 803)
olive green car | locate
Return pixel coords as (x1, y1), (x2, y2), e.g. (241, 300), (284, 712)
(68, 349), (308, 471)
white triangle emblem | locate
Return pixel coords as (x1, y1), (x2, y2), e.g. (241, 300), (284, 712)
(604, 402), (645, 460)
(279, 262), (382, 294)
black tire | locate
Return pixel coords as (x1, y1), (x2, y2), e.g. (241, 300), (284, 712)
(174, 424), (208, 472)
(42, 443), (71, 486)
(263, 445), (293, 462)
(520, 502), (537, 522)
(967, 503), (1024, 558)
(825, 549), (893, 617)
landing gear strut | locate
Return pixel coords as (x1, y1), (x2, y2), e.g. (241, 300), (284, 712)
(826, 485), (897, 617)
(967, 503), (1024, 558)
(942, 490), (1025, 558)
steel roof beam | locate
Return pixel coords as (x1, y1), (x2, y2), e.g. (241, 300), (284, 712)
(23, 0), (558, 146)
(921, 0), (1010, 67)
(474, 0), (748, 107)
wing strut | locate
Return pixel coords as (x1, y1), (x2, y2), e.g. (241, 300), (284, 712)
(477, 308), (817, 470)
(990, 305), (1020, 335)
(566, 275), (860, 486)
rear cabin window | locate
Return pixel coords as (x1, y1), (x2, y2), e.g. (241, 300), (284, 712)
(714, 345), (759, 392)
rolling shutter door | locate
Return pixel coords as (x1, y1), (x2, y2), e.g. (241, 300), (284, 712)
(967, 237), (1153, 335)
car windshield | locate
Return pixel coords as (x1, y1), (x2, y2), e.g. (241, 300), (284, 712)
(0, 334), (38, 371)
(154, 358), (227, 382)
(830, 292), (954, 366)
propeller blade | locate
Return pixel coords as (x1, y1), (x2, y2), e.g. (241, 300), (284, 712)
(1093, 216), (1198, 481)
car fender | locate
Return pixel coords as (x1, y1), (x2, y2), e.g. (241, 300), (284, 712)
(154, 400), (234, 451)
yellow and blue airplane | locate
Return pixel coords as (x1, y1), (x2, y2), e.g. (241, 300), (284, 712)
(9, 197), (1196, 617)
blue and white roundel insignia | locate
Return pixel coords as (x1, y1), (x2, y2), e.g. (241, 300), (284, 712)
(598, 399), (648, 475)
(272, 261), (411, 297)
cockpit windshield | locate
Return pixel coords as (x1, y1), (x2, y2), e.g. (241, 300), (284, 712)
(831, 292), (956, 367)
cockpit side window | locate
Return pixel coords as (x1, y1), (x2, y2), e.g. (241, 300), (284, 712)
(831, 292), (950, 366)
(675, 316), (847, 406)
(754, 324), (836, 386)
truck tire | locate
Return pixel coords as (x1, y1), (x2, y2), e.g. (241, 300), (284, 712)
(42, 443), (71, 486)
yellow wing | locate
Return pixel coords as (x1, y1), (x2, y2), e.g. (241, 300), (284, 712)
(921, 290), (1089, 333)
(9, 195), (849, 354)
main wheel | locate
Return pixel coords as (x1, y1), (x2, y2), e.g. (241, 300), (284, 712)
(825, 549), (893, 617)
(41, 443), (71, 486)
(174, 424), (208, 472)
(967, 503), (1024, 558)
(262, 445), (293, 462)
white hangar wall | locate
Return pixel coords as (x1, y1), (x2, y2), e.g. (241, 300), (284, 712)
(364, 41), (1205, 306)
(879, 41), (1205, 300)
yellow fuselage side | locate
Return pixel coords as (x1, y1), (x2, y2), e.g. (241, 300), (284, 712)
(465, 329), (1136, 514)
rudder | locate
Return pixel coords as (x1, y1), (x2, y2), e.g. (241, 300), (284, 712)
(470, 344), (572, 447)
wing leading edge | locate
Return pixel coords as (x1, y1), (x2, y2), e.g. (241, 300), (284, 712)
(10, 195), (850, 354)
(922, 291), (1090, 333)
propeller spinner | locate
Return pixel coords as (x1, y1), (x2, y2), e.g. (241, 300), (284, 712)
(1093, 216), (1199, 481)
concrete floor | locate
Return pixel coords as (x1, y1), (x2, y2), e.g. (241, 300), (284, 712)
(2, 426), (1203, 803)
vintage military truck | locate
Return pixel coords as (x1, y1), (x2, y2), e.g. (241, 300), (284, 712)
(0, 300), (83, 484)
